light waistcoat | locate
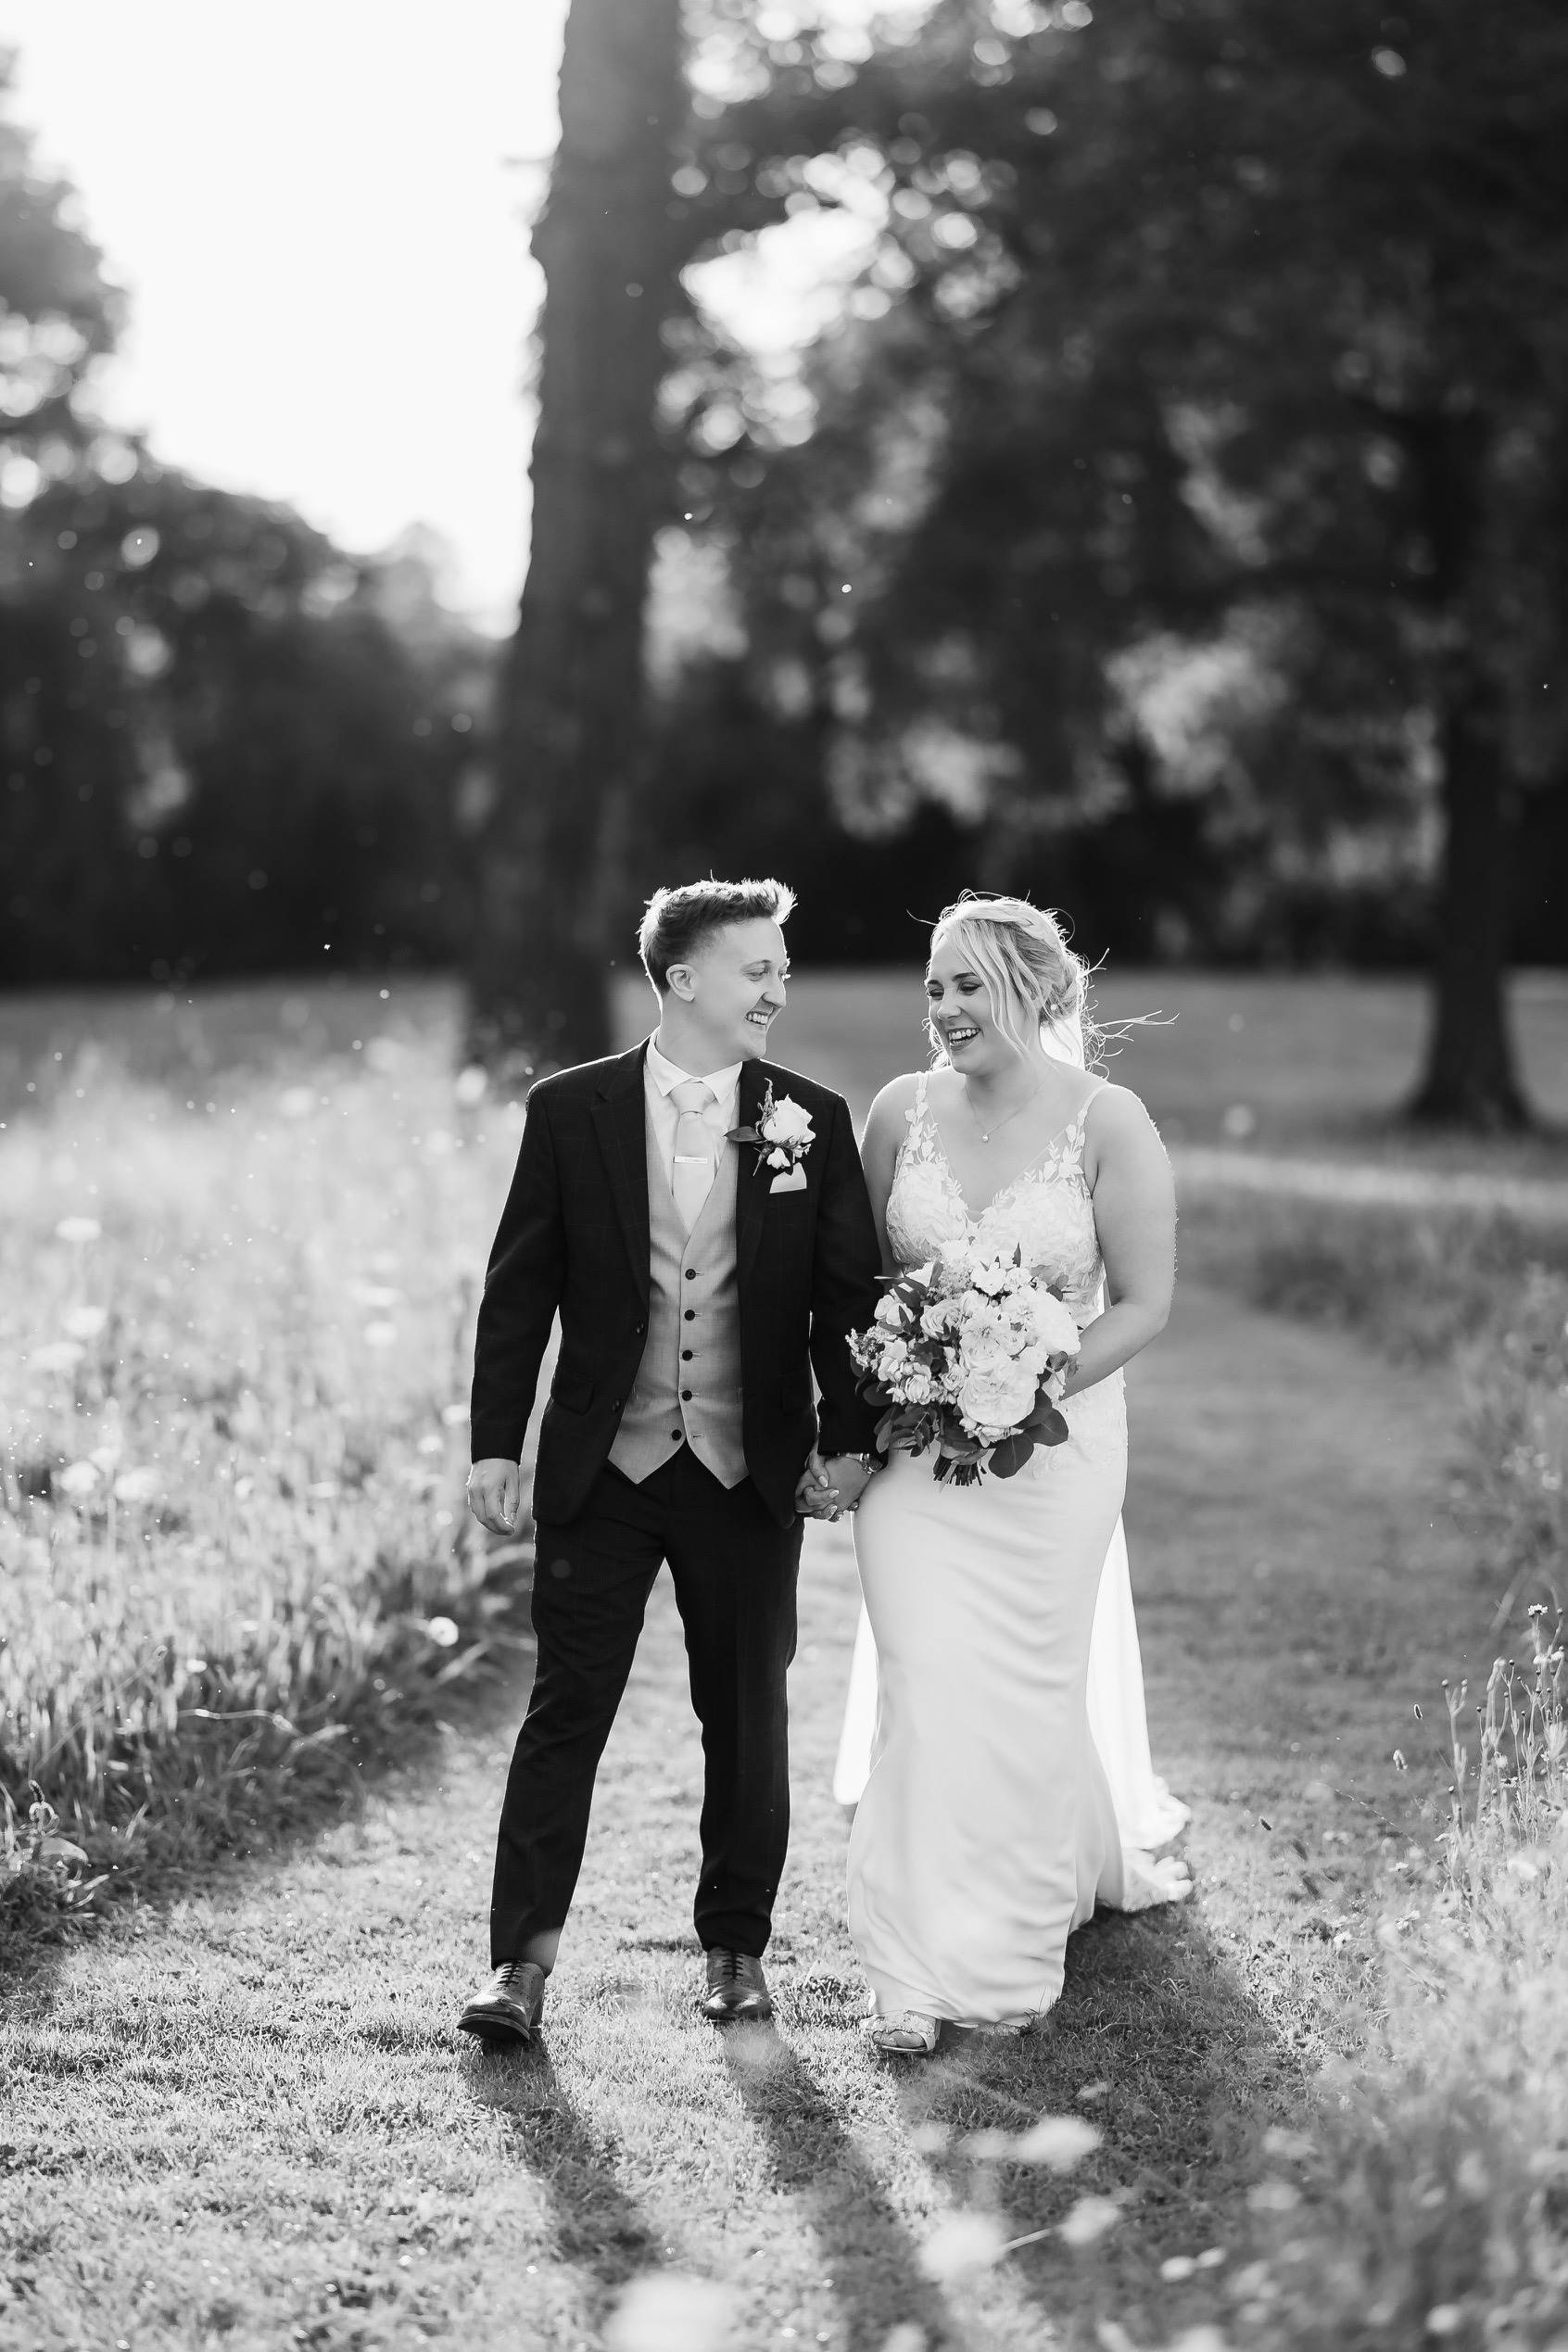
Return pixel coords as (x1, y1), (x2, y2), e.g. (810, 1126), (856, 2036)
(608, 1109), (747, 1488)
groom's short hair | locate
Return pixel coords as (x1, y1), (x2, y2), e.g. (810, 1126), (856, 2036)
(639, 877), (796, 993)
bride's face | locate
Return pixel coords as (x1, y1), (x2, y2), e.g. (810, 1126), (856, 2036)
(926, 941), (1014, 1077)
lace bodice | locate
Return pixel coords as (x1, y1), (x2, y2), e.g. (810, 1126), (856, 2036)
(886, 1073), (1107, 1325)
(885, 1073), (1125, 1461)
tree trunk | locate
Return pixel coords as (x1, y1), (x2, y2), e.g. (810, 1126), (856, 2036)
(1410, 660), (1529, 1128)
(469, 0), (686, 1073)
(1401, 405), (1530, 1130)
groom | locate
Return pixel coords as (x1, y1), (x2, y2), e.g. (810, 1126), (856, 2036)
(458, 877), (883, 2044)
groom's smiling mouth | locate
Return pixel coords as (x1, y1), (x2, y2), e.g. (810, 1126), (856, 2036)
(747, 1007), (776, 1031)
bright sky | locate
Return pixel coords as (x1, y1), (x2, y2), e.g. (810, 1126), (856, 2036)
(0, 0), (569, 632)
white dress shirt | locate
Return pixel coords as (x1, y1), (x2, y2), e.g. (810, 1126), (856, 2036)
(643, 1034), (743, 1195)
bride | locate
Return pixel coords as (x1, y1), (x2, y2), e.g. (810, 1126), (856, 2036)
(840, 894), (1190, 2054)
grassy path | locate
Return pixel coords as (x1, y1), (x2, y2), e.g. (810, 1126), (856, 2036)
(2, 1283), (1489, 2352)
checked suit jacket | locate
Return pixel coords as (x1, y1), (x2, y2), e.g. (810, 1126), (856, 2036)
(469, 1041), (885, 1529)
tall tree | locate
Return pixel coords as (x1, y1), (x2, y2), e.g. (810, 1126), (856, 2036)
(694, 0), (1568, 1126)
(470, 0), (688, 1071)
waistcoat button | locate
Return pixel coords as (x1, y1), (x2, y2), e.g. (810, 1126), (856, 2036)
(681, 1389), (693, 1401)
(683, 1309), (695, 1321)
(684, 1268), (696, 1281)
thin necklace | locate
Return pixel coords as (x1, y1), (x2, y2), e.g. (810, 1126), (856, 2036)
(962, 1076), (1043, 1146)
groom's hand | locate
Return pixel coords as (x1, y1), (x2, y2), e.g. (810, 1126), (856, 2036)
(794, 1449), (874, 1521)
(467, 1457), (522, 1536)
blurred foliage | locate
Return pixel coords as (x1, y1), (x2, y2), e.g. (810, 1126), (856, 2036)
(623, 0), (1568, 979)
(0, 59), (485, 987)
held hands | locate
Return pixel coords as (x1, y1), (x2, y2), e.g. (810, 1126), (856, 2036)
(467, 1457), (522, 1536)
(794, 1448), (876, 1523)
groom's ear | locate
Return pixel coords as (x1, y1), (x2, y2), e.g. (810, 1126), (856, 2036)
(664, 961), (698, 1002)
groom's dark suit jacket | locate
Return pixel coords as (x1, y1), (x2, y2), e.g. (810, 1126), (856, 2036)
(470, 1043), (884, 1529)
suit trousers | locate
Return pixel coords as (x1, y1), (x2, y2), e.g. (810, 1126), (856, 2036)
(489, 1445), (803, 1966)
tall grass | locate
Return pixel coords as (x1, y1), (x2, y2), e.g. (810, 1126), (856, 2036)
(0, 1024), (533, 1945)
(1157, 1185), (1568, 2350)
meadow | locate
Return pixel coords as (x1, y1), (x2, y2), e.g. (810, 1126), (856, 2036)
(2, 965), (1567, 2352)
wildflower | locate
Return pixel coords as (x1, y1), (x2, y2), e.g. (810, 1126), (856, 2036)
(1247, 2181), (1300, 2213)
(113, 1468), (158, 1505)
(1160, 2256), (1196, 2282)
(1076, 2080), (1109, 2104)
(58, 1460), (100, 1499)
(918, 2212), (1005, 2278)
(1393, 1750), (1408, 1771)
(62, 1306), (107, 1340)
(426, 1617), (460, 1648)
(363, 1321), (398, 1348)
(54, 1215), (101, 1244)
(32, 1340), (85, 1374)
(1059, 2195), (1121, 2248)
(279, 1087), (315, 1119)
(1425, 2309), (1462, 2339)
(1015, 2115), (1102, 2170)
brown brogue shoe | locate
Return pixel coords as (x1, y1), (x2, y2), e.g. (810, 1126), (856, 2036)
(702, 1948), (772, 2023)
(457, 1959), (546, 2046)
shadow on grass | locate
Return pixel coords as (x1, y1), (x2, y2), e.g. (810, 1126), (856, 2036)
(466, 2040), (669, 2315)
(722, 2028), (959, 2352)
(908, 1902), (1317, 2340)
(0, 1627), (537, 1998)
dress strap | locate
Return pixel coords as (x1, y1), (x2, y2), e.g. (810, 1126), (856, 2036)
(1061, 1077), (1108, 1169)
(913, 1070), (929, 1124)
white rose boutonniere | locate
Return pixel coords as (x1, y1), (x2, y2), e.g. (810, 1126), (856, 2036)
(728, 1081), (816, 1194)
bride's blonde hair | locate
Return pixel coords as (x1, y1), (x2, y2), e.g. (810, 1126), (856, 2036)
(927, 893), (1098, 1071)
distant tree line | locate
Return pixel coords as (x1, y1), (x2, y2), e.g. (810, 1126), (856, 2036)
(0, 60), (479, 990)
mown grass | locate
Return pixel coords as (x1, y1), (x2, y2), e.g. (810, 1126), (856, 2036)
(3, 968), (1566, 2352)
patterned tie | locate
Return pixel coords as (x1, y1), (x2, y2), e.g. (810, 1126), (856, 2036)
(670, 1078), (717, 1236)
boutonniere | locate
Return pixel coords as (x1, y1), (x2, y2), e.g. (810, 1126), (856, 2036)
(728, 1081), (815, 1194)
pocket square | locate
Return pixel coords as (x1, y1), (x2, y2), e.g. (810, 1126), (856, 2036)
(769, 1165), (808, 1194)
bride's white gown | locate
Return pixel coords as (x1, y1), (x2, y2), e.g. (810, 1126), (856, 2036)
(843, 1074), (1190, 2030)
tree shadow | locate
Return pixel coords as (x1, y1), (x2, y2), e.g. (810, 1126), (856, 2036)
(721, 2027), (961, 2352)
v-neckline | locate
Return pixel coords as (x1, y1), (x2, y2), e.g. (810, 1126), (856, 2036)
(929, 1114), (1086, 1226)
(915, 1072), (1097, 1226)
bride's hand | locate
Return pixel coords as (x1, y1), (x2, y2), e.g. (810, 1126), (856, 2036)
(795, 1450), (840, 1519)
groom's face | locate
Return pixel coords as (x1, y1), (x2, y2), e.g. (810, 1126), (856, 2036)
(678, 917), (790, 1062)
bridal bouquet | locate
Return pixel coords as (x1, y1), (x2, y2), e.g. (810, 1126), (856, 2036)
(849, 1246), (1081, 1486)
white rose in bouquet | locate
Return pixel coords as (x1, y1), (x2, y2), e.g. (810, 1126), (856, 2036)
(958, 1311), (1014, 1375)
(957, 1359), (1040, 1435)
(920, 1299), (956, 1339)
(1031, 1290), (1082, 1358)
(874, 1292), (904, 1328)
